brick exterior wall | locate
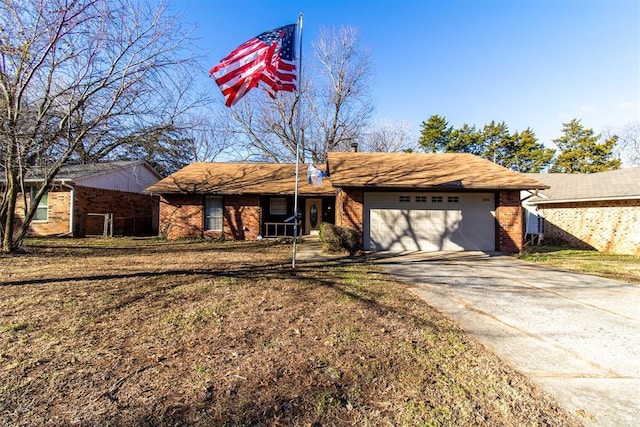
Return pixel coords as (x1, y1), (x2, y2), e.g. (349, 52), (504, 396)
(496, 190), (523, 254)
(222, 195), (261, 240)
(159, 194), (204, 239)
(538, 199), (640, 255)
(159, 194), (263, 241)
(74, 186), (158, 236)
(15, 187), (72, 236)
(14, 185), (157, 237)
(335, 188), (363, 234)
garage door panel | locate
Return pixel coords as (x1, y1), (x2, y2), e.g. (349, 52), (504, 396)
(365, 192), (495, 252)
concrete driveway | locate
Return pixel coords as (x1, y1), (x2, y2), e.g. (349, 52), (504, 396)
(373, 251), (640, 427)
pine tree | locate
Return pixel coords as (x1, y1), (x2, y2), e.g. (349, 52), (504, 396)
(508, 129), (555, 172)
(418, 115), (452, 152)
(550, 119), (621, 173)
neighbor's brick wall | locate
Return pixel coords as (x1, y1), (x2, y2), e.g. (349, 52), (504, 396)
(538, 199), (640, 256)
(15, 188), (72, 236)
(335, 188), (363, 235)
(496, 190), (523, 254)
(74, 186), (158, 236)
(159, 194), (204, 239)
(222, 195), (261, 240)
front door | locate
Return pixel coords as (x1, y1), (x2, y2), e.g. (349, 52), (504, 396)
(305, 199), (322, 235)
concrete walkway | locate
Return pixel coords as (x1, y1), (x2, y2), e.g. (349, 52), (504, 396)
(371, 251), (640, 426)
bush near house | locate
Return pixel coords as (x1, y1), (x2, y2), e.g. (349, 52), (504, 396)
(319, 223), (361, 255)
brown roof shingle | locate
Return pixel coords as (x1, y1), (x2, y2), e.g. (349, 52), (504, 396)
(145, 162), (334, 196)
(327, 152), (548, 190)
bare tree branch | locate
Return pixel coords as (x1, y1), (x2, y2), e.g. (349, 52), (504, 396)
(0, 0), (202, 252)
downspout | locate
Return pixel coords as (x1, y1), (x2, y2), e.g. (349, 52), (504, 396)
(60, 180), (75, 236)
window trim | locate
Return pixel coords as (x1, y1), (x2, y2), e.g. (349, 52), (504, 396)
(30, 187), (48, 222)
(204, 196), (223, 232)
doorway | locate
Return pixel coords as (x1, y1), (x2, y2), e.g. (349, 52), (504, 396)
(305, 198), (323, 235)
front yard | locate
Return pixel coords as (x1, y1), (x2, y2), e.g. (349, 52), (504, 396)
(518, 245), (640, 285)
(0, 238), (578, 426)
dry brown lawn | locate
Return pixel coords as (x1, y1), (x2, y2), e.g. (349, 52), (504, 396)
(0, 238), (579, 426)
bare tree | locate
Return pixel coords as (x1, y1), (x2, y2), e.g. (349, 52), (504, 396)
(605, 121), (640, 167)
(307, 26), (373, 161)
(362, 119), (417, 153)
(0, 0), (200, 252)
(183, 108), (235, 163)
(228, 90), (307, 163)
(226, 26), (373, 164)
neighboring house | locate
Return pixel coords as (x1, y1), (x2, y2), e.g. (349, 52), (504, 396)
(523, 167), (640, 255)
(146, 150), (547, 254)
(3, 161), (161, 237)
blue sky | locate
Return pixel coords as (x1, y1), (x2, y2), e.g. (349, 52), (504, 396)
(167, 0), (639, 147)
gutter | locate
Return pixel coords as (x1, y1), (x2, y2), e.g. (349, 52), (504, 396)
(528, 195), (640, 205)
(59, 180), (75, 235)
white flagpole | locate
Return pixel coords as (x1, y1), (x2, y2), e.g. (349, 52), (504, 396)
(292, 13), (303, 269)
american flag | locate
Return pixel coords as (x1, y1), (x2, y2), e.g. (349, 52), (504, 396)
(210, 24), (297, 107)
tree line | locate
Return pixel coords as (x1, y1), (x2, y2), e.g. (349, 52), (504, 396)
(418, 115), (621, 173)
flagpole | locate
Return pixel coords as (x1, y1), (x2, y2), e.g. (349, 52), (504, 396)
(292, 13), (303, 269)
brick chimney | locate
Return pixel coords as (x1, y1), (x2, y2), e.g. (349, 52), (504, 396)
(350, 142), (358, 152)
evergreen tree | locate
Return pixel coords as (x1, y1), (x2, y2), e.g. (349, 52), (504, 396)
(481, 121), (511, 164)
(418, 114), (452, 152)
(449, 124), (483, 155)
(550, 119), (621, 173)
(508, 129), (555, 172)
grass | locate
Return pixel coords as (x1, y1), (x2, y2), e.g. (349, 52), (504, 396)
(518, 245), (640, 285)
(0, 237), (579, 426)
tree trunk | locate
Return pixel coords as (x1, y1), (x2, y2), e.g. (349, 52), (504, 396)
(2, 158), (18, 254)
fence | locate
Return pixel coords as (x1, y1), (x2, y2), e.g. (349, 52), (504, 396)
(81, 213), (154, 237)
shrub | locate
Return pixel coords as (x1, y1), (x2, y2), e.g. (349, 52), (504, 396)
(319, 223), (361, 255)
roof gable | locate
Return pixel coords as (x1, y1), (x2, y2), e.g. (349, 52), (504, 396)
(327, 152), (548, 190)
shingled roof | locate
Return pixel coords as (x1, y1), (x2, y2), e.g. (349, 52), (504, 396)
(145, 162), (335, 196)
(326, 152), (548, 190)
(525, 167), (640, 204)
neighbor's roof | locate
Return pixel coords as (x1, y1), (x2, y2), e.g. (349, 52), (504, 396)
(326, 152), (549, 190)
(144, 162), (335, 196)
(525, 167), (640, 204)
(6, 160), (162, 183)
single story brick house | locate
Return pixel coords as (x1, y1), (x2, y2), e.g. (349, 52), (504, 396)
(4, 161), (161, 237)
(146, 151), (547, 254)
(523, 167), (640, 255)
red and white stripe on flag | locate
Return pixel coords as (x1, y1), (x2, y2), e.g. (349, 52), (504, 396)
(209, 24), (297, 107)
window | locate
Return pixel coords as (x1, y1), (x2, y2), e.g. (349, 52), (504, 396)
(205, 196), (223, 231)
(448, 196), (459, 203)
(30, 187), (48, 221)
(270, 198), (287, 215)
(415, 196), (427, 203)
(431, 196), (443, 203)
(399, 195), (411, 203)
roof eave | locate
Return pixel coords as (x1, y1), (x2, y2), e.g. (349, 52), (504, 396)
(529, 195), (640, 205)
(329, 182), (549, 191)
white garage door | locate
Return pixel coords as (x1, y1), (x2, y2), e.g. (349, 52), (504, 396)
(364, 192), (495, 251)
